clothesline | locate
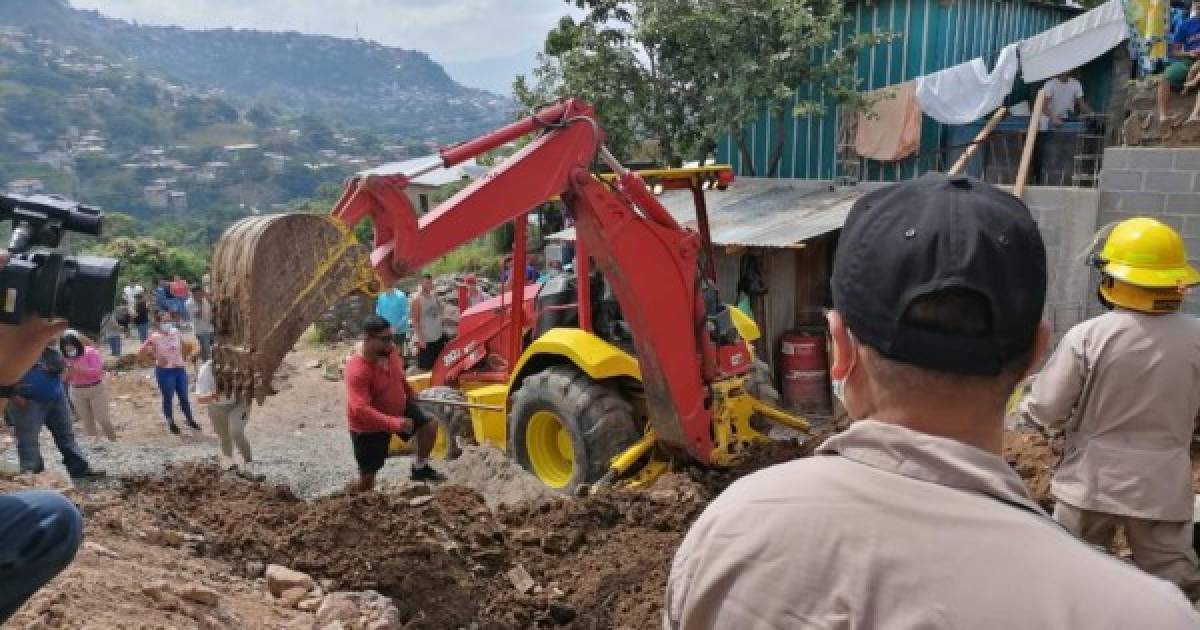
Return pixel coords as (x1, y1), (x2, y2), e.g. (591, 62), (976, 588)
(861, 0), (1127, 127)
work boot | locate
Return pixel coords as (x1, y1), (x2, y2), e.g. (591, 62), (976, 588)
(410, 464), (446, 483)
(167, 422), (181, 435)
(186, 420), (202, 432)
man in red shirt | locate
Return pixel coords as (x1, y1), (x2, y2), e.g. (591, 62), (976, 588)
(345, 315), (445, 491)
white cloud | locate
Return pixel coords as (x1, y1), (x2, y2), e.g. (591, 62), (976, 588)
(69, 0), (578, 64)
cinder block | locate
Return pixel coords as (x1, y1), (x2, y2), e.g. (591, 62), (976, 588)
(1145, 170), (1193, 193)
(1150, 213), (1186, 231)
(1102, 148), (1129, 169)
(1184, 215), (1200, 237)
(1185, 238), (1200, 259)
(1100, 211), (1135, 227)
(1098, 191), (1122, 213)
(1099, 169), (1145, 192)
(1165, 193), (1200, 214)
(1123, 148), (1178, 170)
(1117, 191), (1166, 213)
(1174, 149), (1200, 171)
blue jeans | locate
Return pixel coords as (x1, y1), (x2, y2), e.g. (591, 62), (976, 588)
(105, 335), (121, 356)
(0, 490), (82, 623)
(7, 396), (91, 478)
(196, 332), (213, 362)
(136, 323), (149, 342)
(154, 367), (194, 426)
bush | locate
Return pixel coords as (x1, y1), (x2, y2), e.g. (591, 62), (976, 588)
(424, 241), (503, 278)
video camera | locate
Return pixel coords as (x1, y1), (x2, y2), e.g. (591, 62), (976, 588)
(0, 193), (119, 334)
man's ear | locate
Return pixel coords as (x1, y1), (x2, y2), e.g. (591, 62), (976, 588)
(827, 310), (854, 380)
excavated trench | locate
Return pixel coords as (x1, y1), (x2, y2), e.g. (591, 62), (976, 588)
(112, 425), (1063, 628)
(117, 438), (823, 629)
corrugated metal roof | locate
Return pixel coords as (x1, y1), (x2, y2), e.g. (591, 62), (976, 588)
(546, 179), (861, 248)
(358, 155), (478, 187)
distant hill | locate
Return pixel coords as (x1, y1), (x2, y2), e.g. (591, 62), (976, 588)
(0, 0), (512, 140)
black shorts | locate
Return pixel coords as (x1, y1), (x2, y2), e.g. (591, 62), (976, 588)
(349, 400), (432, 474)
(416, 335), (447, 371)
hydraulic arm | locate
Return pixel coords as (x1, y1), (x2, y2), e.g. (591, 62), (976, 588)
(327, 98), (750, 462)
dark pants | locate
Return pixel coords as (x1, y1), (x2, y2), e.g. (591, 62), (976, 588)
(416, 335), (446, 371)
(135, 323), (149, 342)
(7, 396), (91, 478)
(196, 332), (213, 362)
(0, 490), (82, 623)
(154, 367), (194, 426)
(105, 335), (121, 357)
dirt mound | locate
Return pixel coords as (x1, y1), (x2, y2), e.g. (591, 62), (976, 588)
(441, 445), (559, 509)
(118, 435), (821, 628)
(1002, 428), (1061, 510)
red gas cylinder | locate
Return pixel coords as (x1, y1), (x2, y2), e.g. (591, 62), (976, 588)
(779, 330), (832, 414)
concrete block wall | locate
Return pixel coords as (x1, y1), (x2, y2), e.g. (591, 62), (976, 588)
(1022, 187), (1101, 337)
(1099, 147), (1200, 316)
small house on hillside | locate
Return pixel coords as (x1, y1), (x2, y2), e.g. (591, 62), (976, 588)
(357, 155), (479, 214)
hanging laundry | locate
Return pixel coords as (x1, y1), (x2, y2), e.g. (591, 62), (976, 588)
(1019, 0), (1129, 83)
(915, 44), (1019, 125)
(855, 81), (922, 161)
(1125, 0), (1170, 74)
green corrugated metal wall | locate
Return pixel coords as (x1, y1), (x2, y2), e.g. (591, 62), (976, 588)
(717, 0), (1092, 181)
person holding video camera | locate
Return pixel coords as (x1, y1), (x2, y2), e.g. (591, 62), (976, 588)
(0, 249), (85, 623)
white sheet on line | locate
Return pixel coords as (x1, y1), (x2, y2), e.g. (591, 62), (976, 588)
(1018, 0), (1129, 83)
(915, 43), (1020, 125)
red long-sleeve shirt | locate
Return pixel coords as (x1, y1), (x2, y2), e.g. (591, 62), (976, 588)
(344, 351), (415, 434)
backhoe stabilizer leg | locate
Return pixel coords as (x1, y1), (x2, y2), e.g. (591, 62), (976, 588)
(749, 399), (811, 434)
(588, 430), (658, 491)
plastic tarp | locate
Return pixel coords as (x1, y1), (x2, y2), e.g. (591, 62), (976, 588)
(915, 44), (1020, 125)
(1019, 0), (1129, 83)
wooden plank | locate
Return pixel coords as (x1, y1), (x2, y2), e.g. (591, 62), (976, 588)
(947, 107), (1009, 176)
(1014, 89), (1047, 199)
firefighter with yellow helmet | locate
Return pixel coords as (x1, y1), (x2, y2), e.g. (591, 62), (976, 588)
(1018, 217), (1200, 603)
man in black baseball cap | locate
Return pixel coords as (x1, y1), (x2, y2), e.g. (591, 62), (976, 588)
(665, 174), (1200, 628)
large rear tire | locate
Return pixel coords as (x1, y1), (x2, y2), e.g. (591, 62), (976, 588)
(509, 365), (638, 493)
(418, 386), (472, 459)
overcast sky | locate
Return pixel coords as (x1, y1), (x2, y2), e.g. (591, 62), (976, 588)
(69, 0), (581, 93)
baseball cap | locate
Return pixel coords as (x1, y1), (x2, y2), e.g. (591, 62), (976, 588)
(831, 174), (1046, 375)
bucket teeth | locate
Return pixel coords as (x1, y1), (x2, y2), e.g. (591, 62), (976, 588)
(210, 213), (378, 404)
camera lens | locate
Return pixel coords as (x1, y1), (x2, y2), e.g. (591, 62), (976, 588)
(61, 255), (120, 334)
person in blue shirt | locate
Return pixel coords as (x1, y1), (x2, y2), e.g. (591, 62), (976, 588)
(5, 345), (103, 481)
(374, 284), (409, 348)
(1158, 0), (1200, 123)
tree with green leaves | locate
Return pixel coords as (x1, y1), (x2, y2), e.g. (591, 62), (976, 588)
(515, 0), (888, 175)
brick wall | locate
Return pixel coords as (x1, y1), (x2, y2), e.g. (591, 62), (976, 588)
(1098, 147), (1200, 316)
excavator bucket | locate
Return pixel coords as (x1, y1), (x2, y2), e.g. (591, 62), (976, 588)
(210, 213), (379, 403)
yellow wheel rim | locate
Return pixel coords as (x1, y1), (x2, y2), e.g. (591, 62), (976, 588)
(526, 410), (574, 488)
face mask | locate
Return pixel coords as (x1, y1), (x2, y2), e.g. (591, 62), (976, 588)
(831, 332), (858, 409)
(159, 323), (172, 333)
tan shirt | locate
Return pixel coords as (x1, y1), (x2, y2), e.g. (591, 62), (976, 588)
(1019, 310), (1200, 521)
(665, 420), (1199, 629)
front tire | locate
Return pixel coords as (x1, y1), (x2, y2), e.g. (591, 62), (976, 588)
(508, 365), (638, 493)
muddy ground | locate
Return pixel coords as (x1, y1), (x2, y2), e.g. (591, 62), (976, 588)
(4, 341), (1197, 628)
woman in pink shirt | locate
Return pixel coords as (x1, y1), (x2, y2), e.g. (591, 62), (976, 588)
(138, 312), (200, 435)
(61, 331), (117, 441)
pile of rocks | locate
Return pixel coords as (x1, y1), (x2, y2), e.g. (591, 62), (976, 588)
(315, 273), (500, 342)
(263, 564), (403, 630)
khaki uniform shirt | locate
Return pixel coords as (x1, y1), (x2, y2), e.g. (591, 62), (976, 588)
(1019, 310), (1200, 521)
(665, 420), (1199, 629)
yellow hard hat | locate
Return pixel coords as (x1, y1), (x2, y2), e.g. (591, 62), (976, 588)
(1095, 217), (1200, 289)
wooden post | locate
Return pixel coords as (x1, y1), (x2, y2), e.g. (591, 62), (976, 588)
(947, 107), (1008, 176)
(1013, 89), (1047, 199)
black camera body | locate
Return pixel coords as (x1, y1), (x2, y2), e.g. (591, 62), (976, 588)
(0, 193), (120, 334)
